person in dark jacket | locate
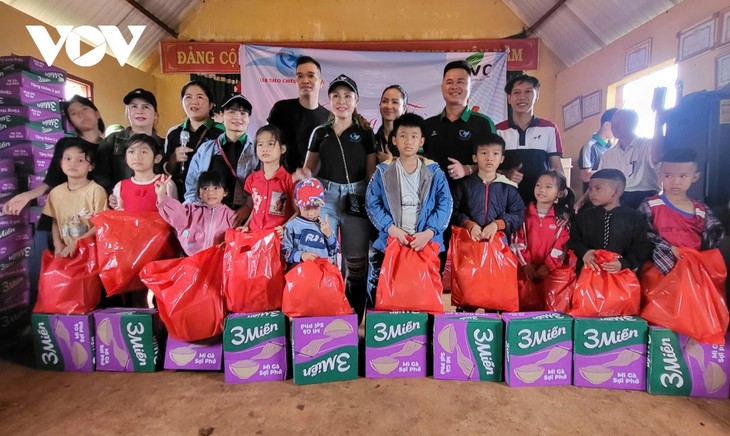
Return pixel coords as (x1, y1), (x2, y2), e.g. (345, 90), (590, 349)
(568, 169), (653, 275)
(451, 133), (524, 241)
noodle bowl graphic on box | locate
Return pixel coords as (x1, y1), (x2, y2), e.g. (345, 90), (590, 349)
(93, 308), (163, 372)
(503, 312), (573, 387)
(31, 313), (94, 372)
(647, 327), (730, 398)
(433, 313), (503, 381)
(164, 337), (222, 371)
(292, 315), (358, 385)
(573, 316), (647, 390)
(366, 311), (428, 378)
(223, 311), (287, 383)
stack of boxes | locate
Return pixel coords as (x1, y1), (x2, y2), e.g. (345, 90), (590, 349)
(0, 56), (65, 336)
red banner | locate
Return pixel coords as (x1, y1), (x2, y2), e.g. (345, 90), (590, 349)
(160, 38), (539, 73)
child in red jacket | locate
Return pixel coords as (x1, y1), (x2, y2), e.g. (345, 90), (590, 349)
(511, 170), (574, 310)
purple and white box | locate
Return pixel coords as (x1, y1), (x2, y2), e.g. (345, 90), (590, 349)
(0, 273), (30, 309)
(0, 86), (61, 113)
(503, 311), (573, 387)
(32, 314), (95, 372)
(573, 316), (648, 390)
(27, 175), (45, 190)
(366, 311), (427, 379)
(0, 304), (29, 335)
(0, 259), (28, 281)
(0, 158), (14, 174)
(15, 157), (52, 176)
(0, 56), (66, 82)
(164, 336), (223, 371)
(292, 314), (359, 385)
(0, 70), (65, 97)
(433, 313), (503, 381)
(0, 225), (32, 245)
(94, 308), (165, 372)
(0, 208), (30, 229)
(0, 106), (62, 126)
(0, 124), (65, 143)
(223, 311), (287, 383)
(0, 176), (17, 194)
(0, 237), (32, 268)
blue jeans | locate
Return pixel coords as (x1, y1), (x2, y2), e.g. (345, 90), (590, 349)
(319, 178), (370, 319)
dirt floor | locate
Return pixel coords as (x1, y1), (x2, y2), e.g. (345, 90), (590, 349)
(1, 328), (728, 436)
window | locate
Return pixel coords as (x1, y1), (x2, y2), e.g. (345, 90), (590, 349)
(64, 74), (93, 100)
(619, 64), (678, 138)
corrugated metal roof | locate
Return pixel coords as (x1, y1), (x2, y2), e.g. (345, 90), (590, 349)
(502, 0), (684, 67)
(1, 0), (200, 69)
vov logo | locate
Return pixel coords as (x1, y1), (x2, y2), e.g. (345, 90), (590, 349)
(26, 25), (146, 67)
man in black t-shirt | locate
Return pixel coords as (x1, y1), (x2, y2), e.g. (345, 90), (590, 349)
(268, 56), (330, 171)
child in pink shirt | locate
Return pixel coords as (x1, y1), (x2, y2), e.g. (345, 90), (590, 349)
(156, 171), (235, 255)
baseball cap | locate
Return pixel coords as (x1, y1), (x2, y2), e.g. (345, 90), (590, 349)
(295, 178), (325, 208)
(220, 93), (253, 114)
(123, 88), (157, 110)
(328, 74), (358, 96)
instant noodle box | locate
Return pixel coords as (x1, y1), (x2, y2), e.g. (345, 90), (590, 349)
(0, 70), (65, 98)
(503, 311), (573, 387)
(0, 305), (29, 336)
(0, 56), (66, 82)
(433, 313), (503, 381)
(93, 308), (164, 372)
(647, 327), (730, 399)
(0, 86), (61, 113)
(31, 313), (95, 372)
(573, 316), (647, 390)
(0, 106), (61, 126)
(0, 272), (30, 309)
(366, 311), (427, 379)
(223, 311), (287, 383)
(0, 123), (65, 143)
(292, 314), (358, 385)
(165, 336), (222, 371)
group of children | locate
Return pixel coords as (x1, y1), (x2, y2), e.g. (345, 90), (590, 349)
(44, 107), (725, 311)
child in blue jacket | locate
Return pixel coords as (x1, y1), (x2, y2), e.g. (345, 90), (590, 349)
(365, 113), (453, 305)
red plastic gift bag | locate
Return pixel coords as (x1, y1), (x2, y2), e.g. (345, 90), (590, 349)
(450, 226), (519, 311)
(91, 211), (175, 296)
(543, 267), (576, 312)
(517, 268), (546, 312)
(570, 250), (641, 317)
(223, 229), (284, 313)
(34, 237), (101, 314)
(140, 246), (225, 342)
(375, 238), (444, 314)
(641, 248), (729, 344)
(282, 258), (352, 318)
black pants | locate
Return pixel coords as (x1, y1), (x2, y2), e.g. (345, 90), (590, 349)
(620, 190), (657, 209)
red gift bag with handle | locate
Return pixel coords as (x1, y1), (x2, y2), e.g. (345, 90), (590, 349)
(450, 226), (519, 311)
(282, 258), (352, 318)
(140, 246), (225, 341)
(641, 248), (728, 344)
(34, 237), (101, 314)
(223, 229), (285, 313)
(542, 266), (576, 312)
(375, 238), (444, 314)
(569, 250), (641, 317)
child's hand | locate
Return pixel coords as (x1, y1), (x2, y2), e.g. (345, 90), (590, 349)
(301, 252), (318, 261)
(319, 216), (332, 238)
(601, 260), (622, 273)
(583, 249), (600, 271)
(522, 264), (537, 281)
(237, 225), (249, 232)
(388, 225), (410, 246)
(536, 264), (550, 279)
(481, 222), (499, 242)
(109, 193), (119, 209)
(154, 176), (169, 203)
(275, 225), (284, 238)
(468, 224), (482, 241)
(58, 244), (75, 258)
(409, 230), (434, 251)
(54, 243), (67, 257)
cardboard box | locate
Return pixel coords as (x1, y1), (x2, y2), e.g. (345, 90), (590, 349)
(31, 313), (95, 372)
(292, 314), (358, 385)
(647, 327), (730, 398)
(14, 156), (52, 176)
(573, 316), (647, 390)
(0, 259), (28, 281)
(0, 139), (56, 154)
(0, 56), (66, 82)
(0, 238), (32, 268)
(0, 158), (13, 174)
(0, 106), (62, 126)
(0, 176), (17, 193)
(164, 336), (223, 371)
(223, 311), (287, 383)
(0, 304), (30, 336)
(93, 308), (164, 372)
(0, 70), (65, 97)
(0, 86), (61, 112)
(433, 313), (503, 381)
(29, 206), (43, 224)
(0, 273), (30, 309)
(27, 175), (45, 190)
(503, 311), (573, 387)
(366, 311), (427, 378)
(0, 124), (65, 143)
(0, 225), (32, 244)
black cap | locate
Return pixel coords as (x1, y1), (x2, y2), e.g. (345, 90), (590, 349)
(328, 74), (358, 96)
(123, 88), (157, 110)
(220, 93), (253, 114)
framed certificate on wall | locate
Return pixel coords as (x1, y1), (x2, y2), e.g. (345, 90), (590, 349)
(562, 97), (582, 131)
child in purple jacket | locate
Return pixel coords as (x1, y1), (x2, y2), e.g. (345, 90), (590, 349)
(155, 170), (236, 255)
